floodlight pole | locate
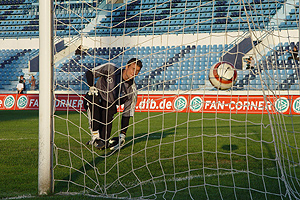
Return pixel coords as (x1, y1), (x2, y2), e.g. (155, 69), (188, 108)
(38, 0), (54, 195)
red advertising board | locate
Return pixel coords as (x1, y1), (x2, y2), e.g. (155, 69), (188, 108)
(0, 93), (300, 115)
(135, 94), (300, 115)
(0, 94), (85, 111)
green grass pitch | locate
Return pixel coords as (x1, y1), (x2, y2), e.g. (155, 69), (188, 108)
(1, 110), (300, 199)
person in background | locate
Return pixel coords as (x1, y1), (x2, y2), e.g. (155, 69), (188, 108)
(20, 75), (26, 92)
(245, 56), (255, 70)
(75, 45), (86, 56)
(16, 80), (24, 94)
(286, 46), (299, 61)
(29, 75), (36, 90)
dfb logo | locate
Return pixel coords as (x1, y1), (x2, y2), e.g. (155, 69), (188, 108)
(174, 96), (187, 111)
(190, 97), (203, 112)
(107, 77), (113, 83)
(292, 97), (300, 114)
(275, 97), (289, 113)
(4, 95), (15, 109)
(17, 96), (28, 109)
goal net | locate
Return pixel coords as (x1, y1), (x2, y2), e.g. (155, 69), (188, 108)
(50, 0), (300, 199)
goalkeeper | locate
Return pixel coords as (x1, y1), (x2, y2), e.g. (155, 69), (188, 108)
(84, 58), (142, 151)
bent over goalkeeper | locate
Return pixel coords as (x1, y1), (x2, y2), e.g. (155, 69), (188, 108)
(85, 58), (142, 150)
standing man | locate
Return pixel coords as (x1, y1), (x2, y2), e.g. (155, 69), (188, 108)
(20, 75), (26, 92)
(29, 75), (36, 90)
(245, 56), (255, 70)
(16, 80), (24, 94)
(84, 58), (142, 151)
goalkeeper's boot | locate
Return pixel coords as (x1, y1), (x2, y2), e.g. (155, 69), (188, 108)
(86, 139), (105, 150)
(93, 139), (105, 150)
(109, 134), (125, 151)
(86, 130), (105, 150)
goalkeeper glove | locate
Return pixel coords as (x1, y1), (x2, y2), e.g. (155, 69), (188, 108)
(109, 133), (126, 151)
(88, 86), (98, 96)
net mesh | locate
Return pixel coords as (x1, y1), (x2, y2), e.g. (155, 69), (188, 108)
(52, 0), (300, 199)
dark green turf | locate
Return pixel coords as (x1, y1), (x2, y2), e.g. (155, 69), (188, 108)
(1, 110), (299, 199)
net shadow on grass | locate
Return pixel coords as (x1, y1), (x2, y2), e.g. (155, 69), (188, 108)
(53, 128), (177, 194)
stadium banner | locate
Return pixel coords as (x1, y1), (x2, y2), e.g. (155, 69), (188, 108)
(0, 94), (300, 115)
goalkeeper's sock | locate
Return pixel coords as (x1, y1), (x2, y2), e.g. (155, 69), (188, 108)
(91, 131), (106, 149)
(91, 130), (100, 141)
(120, 133), (126, 141)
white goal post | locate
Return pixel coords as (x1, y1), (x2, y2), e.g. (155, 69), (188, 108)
(38, 0), (54, 195)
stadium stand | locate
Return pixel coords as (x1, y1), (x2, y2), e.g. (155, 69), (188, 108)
(0, 49), (33, 91)
(0, 0), (299, 93)
(52, 42), (299, 92)
(279, 2), (299, 29)
(0, 0), (290, 38)
(54, 45), (217, 91)
(0, 42), (299, 92)
(0, 0), (99, 38)
(90, 0), (286, 36)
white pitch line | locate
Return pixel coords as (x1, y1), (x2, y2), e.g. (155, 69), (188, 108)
(148, 132), (259, 138)
(0, 132), (259, 141)
(0, 138), (37, 141)
(2, 195), (34, 200)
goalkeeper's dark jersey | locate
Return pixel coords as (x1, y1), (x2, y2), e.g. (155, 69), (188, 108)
(85, 63), (137, 117)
